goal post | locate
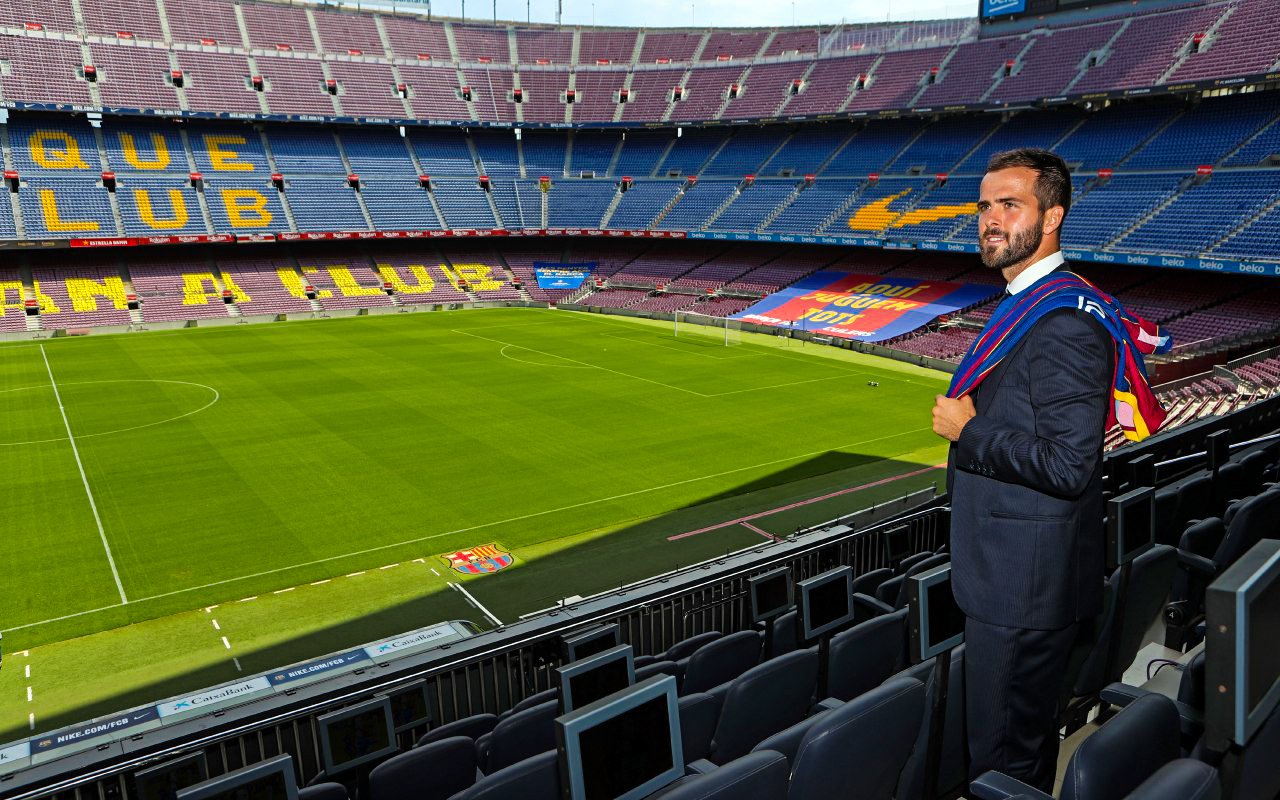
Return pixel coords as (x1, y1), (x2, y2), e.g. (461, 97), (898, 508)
(674, 311), (742, 346)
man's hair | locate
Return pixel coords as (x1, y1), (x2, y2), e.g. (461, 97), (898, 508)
(986, 148), (1072, 218)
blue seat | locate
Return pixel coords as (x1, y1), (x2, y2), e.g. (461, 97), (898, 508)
(681, 630), (762, 694)
(788, 676), (926, 800)
(704, 649), (819, 765)
(297, 783), (348, 800)
(970, 693), (1180, 800)
(824, 609), (908, 702)
(650, 750), (790, 800)
(678, 693), (723, 766)
(665, 631), (723, 663)
(416, 713), (497, 748)
(478, 700), (558, 773)
(507, 688), (557, 717)
(1126, 760), (1220, 800)
(896, 645), (968, 800)
(451, 751), (559, 800)
(369, 736), (474, 800)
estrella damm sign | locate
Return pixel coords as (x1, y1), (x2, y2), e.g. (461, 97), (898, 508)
(440, 544), (514, 576)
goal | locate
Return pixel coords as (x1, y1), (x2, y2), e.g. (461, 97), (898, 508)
(673, 311), (743, 346)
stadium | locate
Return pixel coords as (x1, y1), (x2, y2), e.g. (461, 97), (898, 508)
(0, 0), (1278, 796)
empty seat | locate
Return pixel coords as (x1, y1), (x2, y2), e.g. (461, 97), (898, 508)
(416, 713), (498, 747)
(681, 630), (762, 694)
(652, 750), (790, 800)
(824, 609), (908, 702)
(479, 700), (558, 773)
(1126, 760), (1220, 800)
(369, 736), (474, 800)
(970, 693), (1180, 800)
(678, 693), (723, 767)
(507, 688), (557, 717)
(702, 649), (819, 765)
(297, 783), (349, 800)
(788, 676), (927, 800)
(852, 567), (894, 597)
(452, 751), (559, 800)
(665, 631), (724, 663)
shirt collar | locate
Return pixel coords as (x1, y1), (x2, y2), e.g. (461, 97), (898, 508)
(1006, 250), (1065, 295)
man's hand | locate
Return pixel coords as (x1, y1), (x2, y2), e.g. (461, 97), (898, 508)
(933, 394), (976, 442)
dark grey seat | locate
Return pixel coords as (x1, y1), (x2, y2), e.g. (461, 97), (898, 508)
(788, 676), (926, 800)
(478, 700), (558, 773)
(681, 630), (762, 695)
(368, 736), (475, 800)
(649, 751), (790, 800)
(970, 693), (1180, 800)
(415, 713), (498, 748)
(1126, 760), (1220, 800)
(704, 649), (819, 765)
(451, 751), (559, 800)
(824, 609), (908, 702)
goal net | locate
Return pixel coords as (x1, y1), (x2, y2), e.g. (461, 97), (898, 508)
(673, 311), (743, 346)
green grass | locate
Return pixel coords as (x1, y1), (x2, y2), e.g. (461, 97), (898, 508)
(0, 308), (949, 741)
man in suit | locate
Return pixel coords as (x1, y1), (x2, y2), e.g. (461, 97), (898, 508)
(932, 148), (1112, 792)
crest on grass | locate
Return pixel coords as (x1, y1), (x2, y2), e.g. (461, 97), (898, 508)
(440, 543), (514, 575)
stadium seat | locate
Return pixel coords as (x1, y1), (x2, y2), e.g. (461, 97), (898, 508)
(637, 659), (680, 682)
(416, 714), (498, 747)
(823, 609), (909, 702)
(451, 751), (559, 800)
(1228, 695), (1280, 800)
(678, 693), (723, 767)
(1166, 489), (1280, 646)
(1126, 760), (1220, 800)
(970, 693), (1180, 800)
(699, 649), (819, 765)
(477, 700), (559, 773)
(767, 610), (800, 657)
(507, 688), (557, 716)
(896, 645), (968, 800)
(297, 783), (349, 800)
(851, 567), (894, 597)
(651, 750), (790, 800)
(787, 676), (927, 800)
(369, 737), (476, 800)
(680, 630), (762, 694)
(664, 631), (724, 663)
(1068, 545), (1178, 705)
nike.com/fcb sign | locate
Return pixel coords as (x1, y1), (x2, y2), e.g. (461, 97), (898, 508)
(983, 0), (1026, 16)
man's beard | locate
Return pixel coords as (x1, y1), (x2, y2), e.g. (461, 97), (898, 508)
(980, 218), (1042, 271)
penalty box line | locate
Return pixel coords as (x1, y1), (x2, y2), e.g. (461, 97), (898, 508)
(4, 428), (930, 635)
(40, 345), (128, 605)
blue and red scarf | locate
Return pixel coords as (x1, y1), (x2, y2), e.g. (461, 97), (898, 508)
(947, 270), (1172, 442)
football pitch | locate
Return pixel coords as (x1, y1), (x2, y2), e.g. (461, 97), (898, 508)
(0, 308), (950, 741)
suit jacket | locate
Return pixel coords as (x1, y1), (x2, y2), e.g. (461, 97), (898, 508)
(946, 282), (1113, 631)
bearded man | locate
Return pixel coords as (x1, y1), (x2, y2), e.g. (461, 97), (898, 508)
(931, 148), (1170, 792)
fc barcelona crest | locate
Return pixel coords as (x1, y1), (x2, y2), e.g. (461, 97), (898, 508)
(440, 543), (514, 575)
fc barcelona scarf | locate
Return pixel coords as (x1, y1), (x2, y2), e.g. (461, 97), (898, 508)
(947, 270), (1172, 442)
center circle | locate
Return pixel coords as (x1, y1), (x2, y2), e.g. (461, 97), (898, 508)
(0, 380), (220, 446)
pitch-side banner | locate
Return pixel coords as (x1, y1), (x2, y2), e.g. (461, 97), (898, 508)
(730, 271), (1000, 342)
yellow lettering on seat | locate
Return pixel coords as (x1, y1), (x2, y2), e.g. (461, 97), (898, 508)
(119, 133), (171, 170)
(31, 281), (61, 314)
(29, 131), (91, 170)
(277, 267), (309, 299)
(218, 272), (251, 303)
(377, 264), (436, 294)
(181, 273), (221, 305)
(448, 263), (503, 291)
(0, 280), (25, 317)
(135, 189), (189, 230)
(39, 189), (99, 232)
(328, 267), (384, 297)
(65, 277), (128, 312)
(221, 190), (273, 227)
(299, 267), (333, 299)
(204, 135), (254, 171)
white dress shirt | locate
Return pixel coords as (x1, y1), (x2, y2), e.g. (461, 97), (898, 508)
(1006, 250), (1066, 295)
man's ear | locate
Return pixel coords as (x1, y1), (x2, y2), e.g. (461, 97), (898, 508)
(1042, 205), (1065, 236)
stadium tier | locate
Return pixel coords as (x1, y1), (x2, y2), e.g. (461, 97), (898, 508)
(0, 0), (1275, 125)
(3, 87), (1280, 271)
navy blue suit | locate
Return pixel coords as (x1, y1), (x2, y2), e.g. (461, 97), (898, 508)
(946, 292), (1113, 792)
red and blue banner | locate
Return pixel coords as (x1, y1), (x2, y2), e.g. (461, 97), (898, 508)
(730, 271), (1000, 342)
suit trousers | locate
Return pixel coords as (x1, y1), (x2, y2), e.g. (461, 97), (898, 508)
(964, 617), (1079, 793)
